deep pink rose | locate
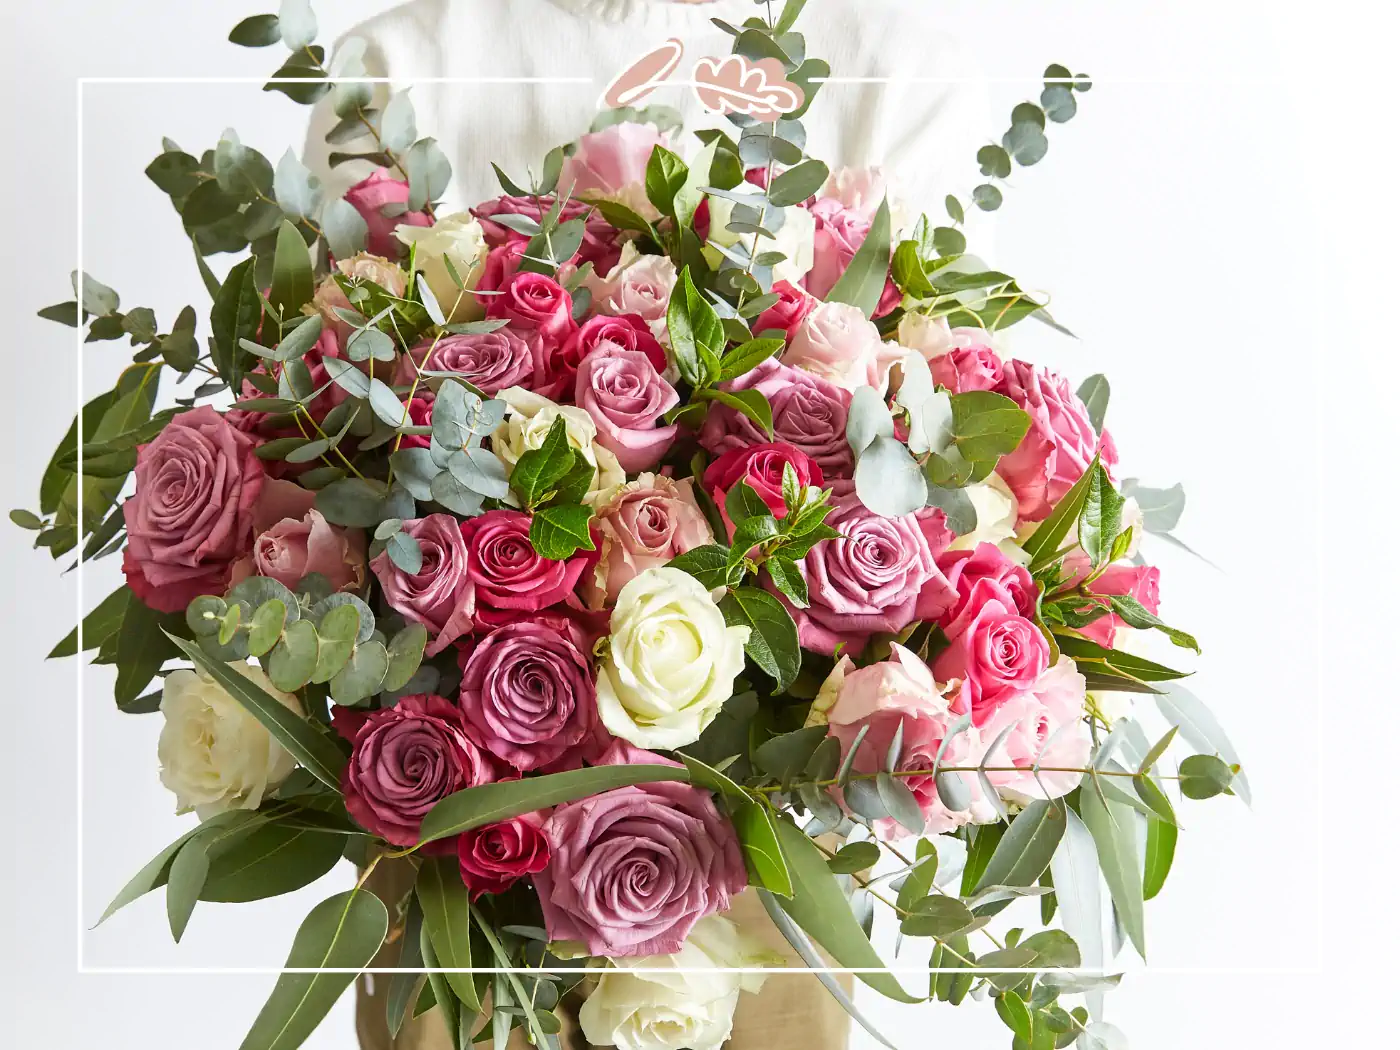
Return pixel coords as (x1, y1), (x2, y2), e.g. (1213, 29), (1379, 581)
(370, 514), (476, 657)
(487, 270), (577, 345)
(344, 169), (432, 258)
(699, 358), (855, 478)
(1063, 551), (1162, 648)
(925, 542), (1037, 630)
(930, 345), (1004, 393)
(978, 658), (1091, 804)
(703, 442), (824, 520)
(752, 280), (817, 340)
(783, 490), (948, 656)
(230, 478), (366, 593)
(457, 616), (600, 772)
(334, 694), (497, 847)
(475, 194), (621, 274)
(411, 327), (541, 397)
(474, 241), (529, 304)
(535, 740), (747, 956)
(460, 510), (592, 622)
(393, 394), (434, 451)
(561, 314), (667, 378)
(457, 812), (551, 899)
(996, 360), (1119, 523)
(582, 474), (714, 608)
(228, 331), (345, 450)
(575, 346), (679, 472)
(557, 123), (669, 217)
(121, 406), (266, 613)
(934, 578), (1051, 725)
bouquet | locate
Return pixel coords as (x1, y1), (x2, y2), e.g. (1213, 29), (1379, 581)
(20, 3), (1248, 1049)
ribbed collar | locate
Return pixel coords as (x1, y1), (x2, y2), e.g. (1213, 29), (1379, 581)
(546, 0), (752, 30)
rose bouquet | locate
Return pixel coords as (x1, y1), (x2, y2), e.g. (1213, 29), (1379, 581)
(19, 3), (1249, 1050)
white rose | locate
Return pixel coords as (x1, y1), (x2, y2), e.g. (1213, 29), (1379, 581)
(578, 915), (778, 1050)
(596, 567), (750, 749)
(949, 472), (1025, 562)
(897, 313), (1009, 363)
(702, 196), (815, 286)
(394, 212), (489, 322)
(491, 386), (624, 506)
(586, 242), (678, 343)
(157, 662), (301, 818)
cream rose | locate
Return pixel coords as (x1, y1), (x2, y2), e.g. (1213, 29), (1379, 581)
(783, 301), (903, 394)
(586, 242), (678, 344)
(578, 915), (777, 1050)
(703, 197), (815, 286)
(596, 567), (750, 749)
(394, 212), (490, 322)
(948, 472), (1025, 562)
(157, 662), (301, 818)
(491, 386), (624, 506)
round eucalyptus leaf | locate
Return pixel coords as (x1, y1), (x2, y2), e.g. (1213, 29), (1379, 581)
(228, 576), (299, 614)
(294, 573), (334, 608)
(1040, 84), (1078, 123)
(972, 184), (1003, 212)
(936, 770), (973, 811)
(311, 604), (362, 684)
(267, 619), (320, 691)
(311, 593), (375, 643)
(846, 386), (894, 455)
(386, 532), (423, 575)
(185, 596), (228, 638)
(218, 604), (243, 646)
(976, 144), (1012, 179)
(382, 623), (429, 693)
(854, 435), (925, 518)
(330, 641), (391, 705)
(247, 599), (289, 657)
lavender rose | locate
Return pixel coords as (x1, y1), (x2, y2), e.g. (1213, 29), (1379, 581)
(413, 328), (540, 395)
(370, 514), (476, 656)
(457, 616), (600, 772)
(122, 405), (266, 613)
(575, 346), (680, 472)
(535, 740), (747, 956)
(698, 358), (855, 478)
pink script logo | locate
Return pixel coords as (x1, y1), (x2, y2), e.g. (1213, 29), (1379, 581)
(602, 38), (804, 123)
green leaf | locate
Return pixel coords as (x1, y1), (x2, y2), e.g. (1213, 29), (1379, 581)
(509, 416), (573, 507)
(674, 137), (719, 230)
(977, 145), (1013, 179)
(719, 586), (800, 690)
(768, 159), (829, 207)
(974, 800), (1066, 890)
(202, 821), (347, 902)
(732, 800), (793, 897)
(97, 811), (251, 924)
(1021, 454), (1100, 568)
(165, 632), (347, 792)
(753, 725), (828, 783)
(269, 220), (314, 326)
(238, 888), (388, 1050)
(996, 991), (1033, 1042)
(211, 257), (261, 388)
(1078, 781), (1145, 958)
(765, 556), (808, 607)
(644, 146), (689, 220)
(891, 241), (933, 298)
(115, 598), (179, 708)
(528, 503), (595, 560)
(1109, 594), (1200, 653)
(416, 856), (482, 1010)
(667, 267), (724, 388)
(947, 390), (1032, 464)
(960, 822), (1005, 895)
(699, 387), (774, 438)
(267, 619), (320, 691)
(49, 586), (129, 658)
(972, 184), (1003, 211)
(718, 337), (785, 383)
(419, 764), (688, 843)
(1076, 374), (1110, 432)
(825, 197), (891, 318)
(666, 543), (732, 590)
(1178, 754), (1235, 799)
(1143, 804), (1178, 900)
(827, 841), (880, 875)
(1154, 684), (1250, 805)
(1078, 463), (1124, 567)
(165, 837), (210, 941)
(329, 640), (390, 705)
(230, 14), (283, 48)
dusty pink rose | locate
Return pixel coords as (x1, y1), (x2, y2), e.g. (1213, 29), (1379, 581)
(703, 442), (824, 521)
(784, 300), (903, 394)
(457, 812), (551, 899)
(752, 280), (817, 340)
(934, 578), (1051, 725)
(475, 194), (621, 274)
(783, 490), (949, 656)
(231, 479), (366, 592)
(996, 360), (1119, 523)
(457, 616), (600, 772)
(582, 474), (714, 609)
(414, 328), (540, 396)
(925, 542), (1037, 629)
(824, 646), (992, 838)
(535, 740), (747, 956)
(575, 346), (679, 472)
(333, 694), (497, 846)
(486, 271), (577, 345)
(930, 345), (1004, 393)
(558, 123), (670, 220)
(699, 358), (855, 478)
(344, 169), (432, 258)
(121, 406), (266, 613)
(370, 514), (476, 657)
(1062, 551), (1162, 648)
(461, 510), (593, 624)
(978, 658), (1091, 804)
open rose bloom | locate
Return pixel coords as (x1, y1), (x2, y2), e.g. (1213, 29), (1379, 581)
(28, 10), (1241, 1050)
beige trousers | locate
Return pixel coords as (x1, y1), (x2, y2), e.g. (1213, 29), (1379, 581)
(355, 859), (854, 1050)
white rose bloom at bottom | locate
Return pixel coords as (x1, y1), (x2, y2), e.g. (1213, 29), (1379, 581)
(596, 567), (750, 750)
(579, 915), (779, 1050)
(157, 661), (302, 818)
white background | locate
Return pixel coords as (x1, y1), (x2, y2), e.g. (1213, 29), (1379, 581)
(1, 0), (1393, 1047)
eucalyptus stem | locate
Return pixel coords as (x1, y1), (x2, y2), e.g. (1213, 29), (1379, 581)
(753, 764), (1171, 795)
(295, 404), (368, 480)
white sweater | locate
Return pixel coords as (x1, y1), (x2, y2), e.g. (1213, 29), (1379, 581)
(305, 0), (990, 220)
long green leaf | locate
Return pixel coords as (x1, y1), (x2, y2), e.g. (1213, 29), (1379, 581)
(1143, 807), (1177, 900)
(269, 220), (315, 328)
(1022, 453), (1100, 567)
(1078, 784), (1145, 959)
(239, 888), (389, 1050)
(825, 196), (891, 318)
(49, 586), (130, 658)
(114, 598), (179, 707)
(416, 856), (482, 1011)
(166, 632), (347, 791)
(202, 822), (347, 902)
(1047, 808), (1103, 970)
(97, 811), (253, 924)
(732, 800), (793, 897)
(974, 800), (1066, 891)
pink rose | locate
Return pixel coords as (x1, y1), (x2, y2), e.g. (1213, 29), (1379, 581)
(370, 514), (476, 657)
(574, 346), (679, 472)
(121, 406), (266, 613)
(783, 490), (949, 656)
(752, 280), (817, 340)
(413, 328), (539, 396)
(231, 478), (366, 592)
(582, 474), (714, 608)
(535, 740), (746, 956)
(825, 647), (991, 838)
(461, 510), (592, 624)
(821, 166), (890, 221)
(805, 197), (874, 300)
(930, 345), (1004, 393)
(558, 123), (670, 219)
(333, 694), (497, 846)
(925, 542), (1037, 630)
(474, 194), (621, 274)
(703, 442), (824, 520)
(457, 616), (600, 772)
(561, 314), (667, 382)
(343, 169), (432, 258)
(978, 658), (1091, 804)
(784, 300), (903, 394)
(933, 578), (1051, 725)
(586, 251), (677, 339)
(996, 360), (1119, 523)
(457, 812), (551, 899)
(699, 358), (855, 478)
(473, 242), (529, 304)
(486, 271), (577, 345)
(1062, 552), (1162, 648)
(228, 330), (345, 452)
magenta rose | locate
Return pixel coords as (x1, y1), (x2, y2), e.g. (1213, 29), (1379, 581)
(121, 406), (266, 613)
(929, 345), (1004, 393)
(414, 328), (539, 396)
(1062, 551), (1162, 648)
(925, 542), (1037, 630)
(230, 478), (366, 593)
(996, 360), (1119, 523)
(933, 578), (1051, 725)
(575, 346), (679, 472)
(699, 358), (855, 478)
(460, 510), (592, 624)
(334, 694), (497, 846)
(486, 270), (577, 346)
(582, 474), (714, 609)
(752, 279), (817, 340)
(344, 169), (432, 258)
(473, 241), (529, 305)
(534, 740), (747, 956)
(457, 616), (600, 772)
(370, 514), (476, 657)
(475, 194), (621, 274)
(703, 441), (824, 521)
(457, 812), (551, 899)
(561, 314), (667, 379)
